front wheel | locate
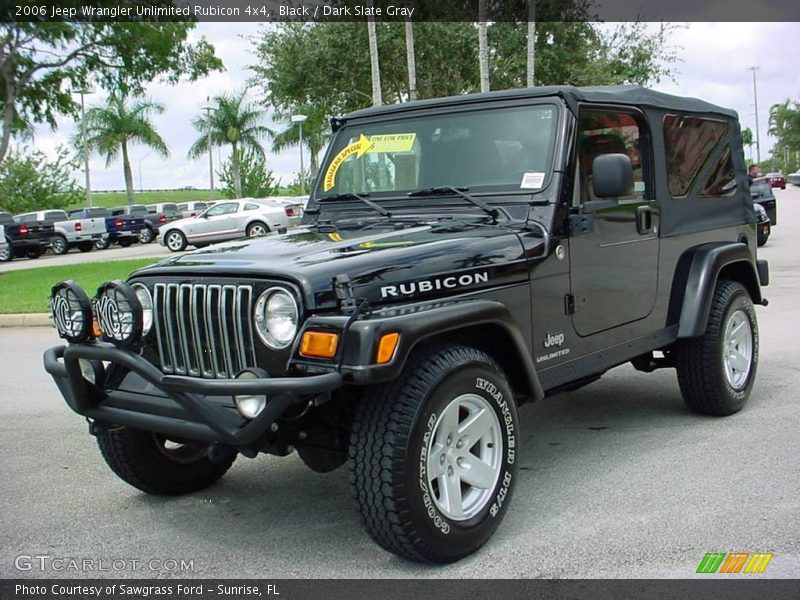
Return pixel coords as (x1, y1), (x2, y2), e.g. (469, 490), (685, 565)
(95, 237), (110, 250)
(97, 427), (236, 495)
(349, 344), (519, 564)
(164, 230), (187, 252)
(0, 241), (11, 262)
(675, 280), (758, 416)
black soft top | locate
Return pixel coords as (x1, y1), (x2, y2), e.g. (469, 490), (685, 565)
(341, 85), (738, 121)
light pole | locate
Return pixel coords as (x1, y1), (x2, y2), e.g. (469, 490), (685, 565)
(748, 66), (761, 165)
(76, 87), (94, 206)
(199, 99), (217, 201)
(291, 114), (308, 194)
(138, 152), (151, 193)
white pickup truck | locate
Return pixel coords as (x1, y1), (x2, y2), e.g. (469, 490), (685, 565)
(14, 209), (108, 255)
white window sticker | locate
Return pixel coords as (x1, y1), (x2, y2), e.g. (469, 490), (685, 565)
(520, 171), (545, 189)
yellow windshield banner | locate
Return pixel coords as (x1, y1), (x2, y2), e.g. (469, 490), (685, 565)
(322, 133), (416, 191)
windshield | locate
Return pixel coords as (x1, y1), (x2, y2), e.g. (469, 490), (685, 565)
(318, 104), (558, 198)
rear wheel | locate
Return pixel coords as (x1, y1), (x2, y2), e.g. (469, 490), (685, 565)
(51, 235), (69, 255)
(118, 239), (133, 248)
(246, 221), (270, 237)
(349, 344), (519, 563)
(77, 242), (94, 253)
(139, 227), (155, 244)
(25, 247), (42, 259)
(97, 427), (236, 495)
(164, 230), (187, 252)
(676, 280), (758, 416)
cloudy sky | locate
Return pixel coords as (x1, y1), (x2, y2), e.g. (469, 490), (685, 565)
(27, 21), (800, 193)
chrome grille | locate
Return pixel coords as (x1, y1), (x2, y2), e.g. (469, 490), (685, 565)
(153, 283), (258, 378)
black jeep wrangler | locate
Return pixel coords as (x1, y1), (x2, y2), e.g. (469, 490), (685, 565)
(44, 85), (769, 564)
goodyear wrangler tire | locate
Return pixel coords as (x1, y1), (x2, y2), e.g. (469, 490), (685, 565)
(676, 280), (758, 416)
(348, 344), (519, 564)
(97, 427), (236, 496)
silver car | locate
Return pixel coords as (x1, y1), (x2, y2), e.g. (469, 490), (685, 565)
(158, 198), (302, 252)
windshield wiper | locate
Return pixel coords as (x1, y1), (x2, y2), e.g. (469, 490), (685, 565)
(406, 186), (498, 218)
(318, 192), (392, 217)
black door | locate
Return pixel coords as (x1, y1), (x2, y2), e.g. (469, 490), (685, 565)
(568, 108), (659, 337)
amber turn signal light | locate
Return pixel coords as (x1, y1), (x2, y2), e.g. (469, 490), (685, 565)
(300, 331), (339, 359)
(376, 332), (400, 364)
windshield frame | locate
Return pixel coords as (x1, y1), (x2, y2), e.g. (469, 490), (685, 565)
(312, 98), (565, 204)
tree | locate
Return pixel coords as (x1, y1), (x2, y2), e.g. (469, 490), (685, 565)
(768, 99), (800, 175)
(0, 146), (82, 214)
(217, 147), (279, 199)
(78, 96), (169, 205)
(188, 91), (271, 199)
(0, 20), (222, 165)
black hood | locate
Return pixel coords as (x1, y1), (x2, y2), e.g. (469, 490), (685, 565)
(135, 219), (534, 310)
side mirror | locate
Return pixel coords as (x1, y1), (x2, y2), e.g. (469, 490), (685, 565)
(592, 153), (634, 198)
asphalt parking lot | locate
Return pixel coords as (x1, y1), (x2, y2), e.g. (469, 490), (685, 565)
(1, 187), (798, 579)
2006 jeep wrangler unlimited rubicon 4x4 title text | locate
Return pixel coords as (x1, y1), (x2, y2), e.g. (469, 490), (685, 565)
(45, 86), (769, 564)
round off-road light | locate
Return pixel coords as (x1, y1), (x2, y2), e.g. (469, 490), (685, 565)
(130, 283), (153, 336)
(94, 280), (143, 348)
(234, 368), (269, 420)
(254, 287), (299, 349)
(50, 280), (93, 343)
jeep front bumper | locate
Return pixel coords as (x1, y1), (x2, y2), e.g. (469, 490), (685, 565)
(44, 343), (342, 446)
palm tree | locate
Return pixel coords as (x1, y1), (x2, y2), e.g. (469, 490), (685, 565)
(80, 96), (169, 205)
(404, 17), (417, 101)
(741, 127), (754, 162)
(188, 91), (271, 198)
(526, 1), (537, 87)
(366, 1), (382, 107)
(478, 1), (490, 93)
(270, 112), (328, 177)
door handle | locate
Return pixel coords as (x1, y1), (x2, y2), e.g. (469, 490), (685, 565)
(635, 206), (652, 235)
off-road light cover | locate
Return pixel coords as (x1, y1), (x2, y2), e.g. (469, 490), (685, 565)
(94, 280), (143, 348)
(130, 283), (153, 336)
(50, 280), (93, 343)
(254, 287), (299, 349)
(234, 368), (269, 419)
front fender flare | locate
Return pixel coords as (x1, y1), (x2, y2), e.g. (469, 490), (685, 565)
(297, 299), (544, 401)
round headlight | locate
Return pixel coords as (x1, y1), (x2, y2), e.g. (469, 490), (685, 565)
(254, 288), (299, 349)
(94, 280), (143, 348)
(131, 283), (153, 336)
(50, 280), (93, 343)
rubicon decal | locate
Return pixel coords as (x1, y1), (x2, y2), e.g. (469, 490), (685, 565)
(380, 272), (489, 298)
(696, 552), (773, 574)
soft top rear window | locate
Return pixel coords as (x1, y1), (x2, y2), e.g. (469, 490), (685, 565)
(663, 115), (728, 197)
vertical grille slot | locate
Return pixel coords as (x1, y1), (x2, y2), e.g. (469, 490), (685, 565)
(153, 283), (257, 378)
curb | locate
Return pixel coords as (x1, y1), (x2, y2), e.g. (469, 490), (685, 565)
(0, 313), (51, 327)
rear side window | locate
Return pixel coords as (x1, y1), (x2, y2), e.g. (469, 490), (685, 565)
(244, 203), (260, 211)
(663, 115), (728, 196)
(700, 147), (737, 197)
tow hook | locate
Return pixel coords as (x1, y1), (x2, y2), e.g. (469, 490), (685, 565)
(760, 298), (769, 306)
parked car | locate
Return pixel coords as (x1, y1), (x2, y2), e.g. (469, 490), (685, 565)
(754, 203), (770, 246)
(67, 207), (146, 249)
(176, 201), (208, 219)
(44, 85), (769, 564)
(158, 198), (302, 252)
(0, 211), (54, 261)
(110, 204), (180, 244)
(787, 171), (800, 186)
(765, 172), (786, 189)
(750, 178), (777, 225)
(145, 203), (182, 219)
(14, 209), (107, 255)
